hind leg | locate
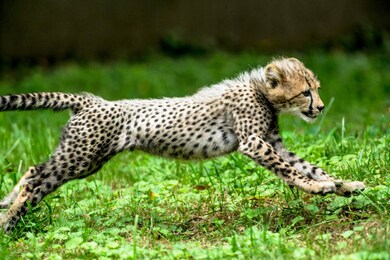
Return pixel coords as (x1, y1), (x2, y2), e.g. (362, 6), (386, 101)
(0, 125), (116, 233)
(0, 163), (55, 232)
(0, 167), (36, 209)
(0, 110), (125, 232)
(0, 150), (111, 232)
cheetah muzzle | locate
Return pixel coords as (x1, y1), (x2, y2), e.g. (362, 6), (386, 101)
(0, 57), (365, 232)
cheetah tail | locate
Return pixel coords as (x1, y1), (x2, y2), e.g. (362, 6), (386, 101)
(0, 92), (97, 113)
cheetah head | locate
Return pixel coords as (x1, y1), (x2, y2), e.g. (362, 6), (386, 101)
(262, 57), (325, 122)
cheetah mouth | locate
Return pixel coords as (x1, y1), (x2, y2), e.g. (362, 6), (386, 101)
(300, 111), (319, 123)
(302, 112), (317, 118)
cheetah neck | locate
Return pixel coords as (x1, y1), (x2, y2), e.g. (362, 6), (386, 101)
(192, 67), (267, 103)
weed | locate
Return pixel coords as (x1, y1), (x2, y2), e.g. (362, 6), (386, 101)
(0, 52), (389, 259)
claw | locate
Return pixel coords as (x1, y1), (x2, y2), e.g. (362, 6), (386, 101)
(335, 181), (366, 196)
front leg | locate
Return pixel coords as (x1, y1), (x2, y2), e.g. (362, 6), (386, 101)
(266, 128), (365, 196)
(239, 134), (336, 195)
(267, 129), (334, 181)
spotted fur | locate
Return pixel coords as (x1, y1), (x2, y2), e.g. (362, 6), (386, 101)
(0, 57), (365, 232)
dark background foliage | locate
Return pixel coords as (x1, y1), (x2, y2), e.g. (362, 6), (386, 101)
(1, 0), (389, 68)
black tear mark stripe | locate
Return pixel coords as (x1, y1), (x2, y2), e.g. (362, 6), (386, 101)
(308, 91), (313, 110)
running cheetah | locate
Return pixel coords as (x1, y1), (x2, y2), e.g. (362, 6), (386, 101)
(0, 57), (365, 232)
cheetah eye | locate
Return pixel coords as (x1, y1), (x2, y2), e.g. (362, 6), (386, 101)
(269, 79), (278, 88)
(302, 90), (311, 97)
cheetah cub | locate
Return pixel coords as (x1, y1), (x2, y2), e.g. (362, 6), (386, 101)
(0, 57), (365, 232)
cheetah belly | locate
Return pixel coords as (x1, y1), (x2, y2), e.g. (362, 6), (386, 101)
(123, 100), (238, 159)
(143, 124), (239, 160)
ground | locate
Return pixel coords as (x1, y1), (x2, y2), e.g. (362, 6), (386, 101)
(0, 52), (389, 259)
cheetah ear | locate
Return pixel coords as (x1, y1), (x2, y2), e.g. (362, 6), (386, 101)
(265, 64), (284, 88)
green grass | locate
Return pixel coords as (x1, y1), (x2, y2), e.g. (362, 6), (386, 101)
(0, 52), (389, 259)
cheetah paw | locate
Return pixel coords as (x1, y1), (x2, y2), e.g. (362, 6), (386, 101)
(0, 214), (9, 233)
(335, 181), (365, 196)
(310, 181), (336, 195)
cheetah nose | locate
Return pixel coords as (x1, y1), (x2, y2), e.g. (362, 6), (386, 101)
(317, 105), (325, 112)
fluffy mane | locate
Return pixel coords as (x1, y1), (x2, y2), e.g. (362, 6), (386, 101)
(190, 67), (266, 102)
